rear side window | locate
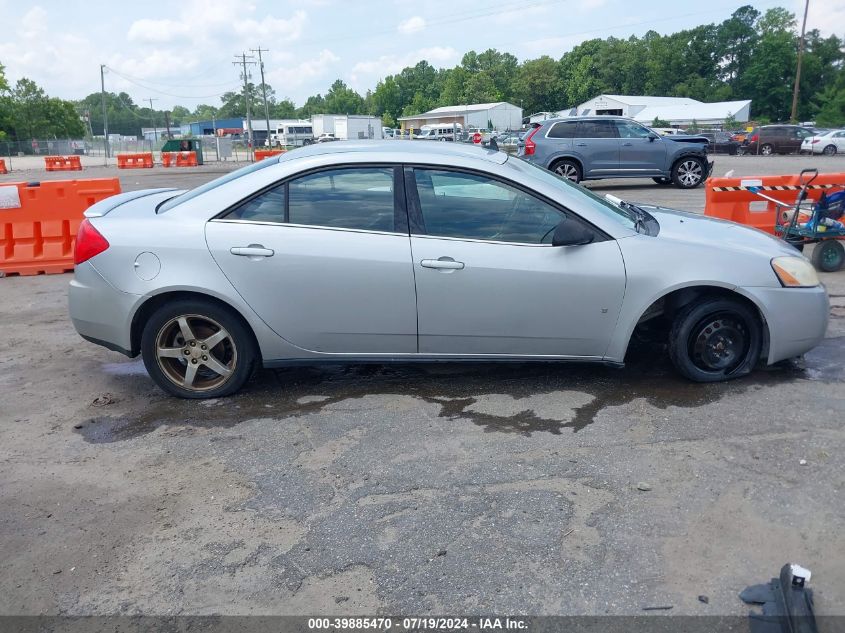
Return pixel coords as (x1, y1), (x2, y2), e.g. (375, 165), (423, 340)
(547, 121), (577, 138)
(288, 167), (395, 231)
(575, 120), (617, 138)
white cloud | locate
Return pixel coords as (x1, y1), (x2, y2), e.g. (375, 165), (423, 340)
(352, 46), (457, 76)
(397, 16), (426, 34)
(266, 49), (340, 91)
(802, 0), (845, 36)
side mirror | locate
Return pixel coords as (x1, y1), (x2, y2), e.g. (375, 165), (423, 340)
(648, 133), (660, 141)
(552, 219), (595, 247)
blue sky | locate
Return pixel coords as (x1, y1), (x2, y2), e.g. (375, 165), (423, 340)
(0, 0), (841, 110)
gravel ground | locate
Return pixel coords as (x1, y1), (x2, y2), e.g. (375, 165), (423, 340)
(1, 152), (844, 621)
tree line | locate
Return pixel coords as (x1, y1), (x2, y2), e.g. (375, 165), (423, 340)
(1, 4), (844, 143)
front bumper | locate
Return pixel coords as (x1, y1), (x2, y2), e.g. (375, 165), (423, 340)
(68, 261), (141, 357)
(741, 285), (829, 364)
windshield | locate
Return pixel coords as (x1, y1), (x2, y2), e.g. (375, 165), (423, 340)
(157, 158), (278, 213)
(507, 157), (636, 230)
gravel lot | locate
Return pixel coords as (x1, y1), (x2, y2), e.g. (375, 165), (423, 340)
(1, 152), (844, 620)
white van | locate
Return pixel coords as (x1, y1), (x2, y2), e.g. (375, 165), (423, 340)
(272, 123), (314, 147)
(418, 123), (463, 141)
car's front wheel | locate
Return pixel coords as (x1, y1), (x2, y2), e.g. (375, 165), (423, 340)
(550, 159), (582, 183)
(668, 297), (762, 382)
(671, 157), (706, 188)
(141, 299), (257, 398)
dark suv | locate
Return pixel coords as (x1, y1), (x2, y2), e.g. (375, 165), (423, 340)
(519, 116), (712, 188)
(743, 125), (813, 155)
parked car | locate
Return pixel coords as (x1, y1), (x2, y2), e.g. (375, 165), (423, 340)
(743, 125), (813, 155)
(316, 133), (338, 143)
(651, 127), (688, 136)
(69, 141), (827, 398)
(801, 129), (845, 155)
(519, 116), (712, 188)
(697, 131), (742, 155)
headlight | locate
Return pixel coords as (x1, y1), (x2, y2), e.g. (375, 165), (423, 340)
(771, 256), (820, 287)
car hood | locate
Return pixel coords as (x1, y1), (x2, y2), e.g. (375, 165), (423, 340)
(664, 135), (708, 144)
(639, 205), (800, 258)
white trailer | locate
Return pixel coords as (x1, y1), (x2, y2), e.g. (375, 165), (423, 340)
(311, 115), (383, 140)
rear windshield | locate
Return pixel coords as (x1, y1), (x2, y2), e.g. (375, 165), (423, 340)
(157, 158), (278, 213)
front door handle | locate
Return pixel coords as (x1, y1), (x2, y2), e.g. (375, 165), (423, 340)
(230, 245), (274, 258)
(622, 142), (633, 146)
(421, 257), (465, 270)
(575, 142), (587, 147)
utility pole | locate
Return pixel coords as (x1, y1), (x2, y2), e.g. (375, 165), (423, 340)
(251, 46), (272, 148)
(791, 0), (810, 122)
(147, 97), (159, 143)
(163, 111), (172, 139)
(100, 64), (109, 163)
(233, 53), (256, 160)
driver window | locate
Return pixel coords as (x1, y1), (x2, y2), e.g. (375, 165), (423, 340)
(413, 169), (564, 243)
(615, 120), (653, 139)
(288, 167), (395, 231)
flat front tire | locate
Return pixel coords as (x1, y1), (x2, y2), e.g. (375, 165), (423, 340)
(140, 299), (257, 398)
(668, 297), (762, 382)
(671, 157), (706, 189)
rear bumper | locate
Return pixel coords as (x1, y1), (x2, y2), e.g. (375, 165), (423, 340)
(741, 285), (829, 364)
(68, 261), (140, 356)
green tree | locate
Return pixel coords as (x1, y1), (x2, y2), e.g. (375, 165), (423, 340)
(323, 79), (364, 114)
(514, 56), (563, 115)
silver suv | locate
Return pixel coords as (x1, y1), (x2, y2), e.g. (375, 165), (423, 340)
(519, 116), (712, 189)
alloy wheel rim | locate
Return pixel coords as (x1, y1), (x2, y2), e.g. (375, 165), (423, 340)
(762, 145), (773, 155)
(555, 163), (578, 181)
(155, 314), (237, 391)
(689, 313), (749, 373)
(678, 160), (703, 186)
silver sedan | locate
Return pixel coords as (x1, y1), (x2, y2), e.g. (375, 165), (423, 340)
(69, 141), (828, 398)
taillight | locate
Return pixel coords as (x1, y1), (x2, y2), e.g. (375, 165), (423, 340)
(750, 134), (759, 143)
(74, 219), (110, 265)
(523, 126), (540, 156)
(811, 139), (820, 144)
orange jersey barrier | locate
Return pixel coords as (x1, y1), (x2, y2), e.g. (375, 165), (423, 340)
(44, 155), (83, 171)
(0, 178), (121, 276)
(0, 158), (7, 174)
(255, 149), (286, 161)
(705, 172), (845, 234)
(116, 153), (154, 169)
(161, 151), (199, 167)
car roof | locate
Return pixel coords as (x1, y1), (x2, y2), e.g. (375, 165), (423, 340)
(276, 139), (508, 165)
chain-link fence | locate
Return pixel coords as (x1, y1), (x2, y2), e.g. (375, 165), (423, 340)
(0, 137), (257, 166)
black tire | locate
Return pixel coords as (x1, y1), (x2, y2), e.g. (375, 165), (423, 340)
(786, 239), (805, 253)
(652, 177), (672, 185)
(760, 143), (774, 156)
(140, 299), (257, 399)
(668, 297), (762, 383)
(810, 240), (845, 272)
(823, 144), (837, 156)
(671, 157), (706, 189)
(550, 159), (582, 183)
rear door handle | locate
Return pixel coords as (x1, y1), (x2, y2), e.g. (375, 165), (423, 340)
(230, 245), (274, 258)
(421, 258), (465, 270)
(575, 142), (587, 147)
(622, 142), (633, 146)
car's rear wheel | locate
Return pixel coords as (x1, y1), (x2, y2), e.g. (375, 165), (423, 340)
(550, 159), (581, 183)
(760, 143), (774, 156)
(652, 177), (672, 185)
(668, 297), (762, 382)
(810, 240), (845, 272)
(823, 144), (837, 155)
(671, 157), (706, 189)
(141, 299), (257, 398)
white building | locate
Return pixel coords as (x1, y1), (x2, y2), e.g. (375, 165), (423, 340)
(399, 102), (523, 133)
(572, 95), (751, 126)
(311, 114), (384, 139)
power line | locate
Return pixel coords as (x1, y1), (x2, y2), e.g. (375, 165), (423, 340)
(104, 66), (239, 99)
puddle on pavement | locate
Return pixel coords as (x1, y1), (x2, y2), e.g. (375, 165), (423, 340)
(76, 336), (844, 443)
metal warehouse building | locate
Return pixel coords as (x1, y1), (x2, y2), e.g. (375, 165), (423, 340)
(399, 102), (523, 132)
(569, 95), (752, 126)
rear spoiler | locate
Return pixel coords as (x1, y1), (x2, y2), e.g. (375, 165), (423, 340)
(84, 188), (178, 218)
